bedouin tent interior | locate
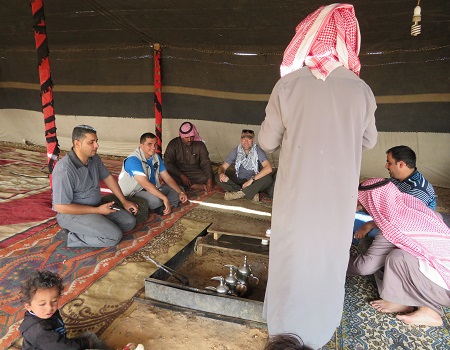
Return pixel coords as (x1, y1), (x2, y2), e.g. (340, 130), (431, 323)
(0, 1), (449, 349)
(1, 0), (449, 185)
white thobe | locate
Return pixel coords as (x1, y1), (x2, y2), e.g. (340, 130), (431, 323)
(259, 66), (377, 349)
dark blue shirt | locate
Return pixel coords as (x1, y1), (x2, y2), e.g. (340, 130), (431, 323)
(391, 169), (436, 210)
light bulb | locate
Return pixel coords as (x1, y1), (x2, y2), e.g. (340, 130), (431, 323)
(411, 5), (421, 36)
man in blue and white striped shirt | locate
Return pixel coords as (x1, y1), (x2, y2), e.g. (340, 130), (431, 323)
(386, 145), (436, 210)
(354, 145), (438, 242)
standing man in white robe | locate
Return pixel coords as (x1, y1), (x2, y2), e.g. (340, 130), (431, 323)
(258, 4), (378, 348)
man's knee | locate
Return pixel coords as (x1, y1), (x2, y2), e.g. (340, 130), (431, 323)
(348, 255), (379, 276)
(167, 189), (180, 207)
(67, 226), (123, 247)
(121, 214), (137, 232)
(250, 174), (273, 194)
(259, 173), (274, 188)
(135, 191), (162, 210)
(385, 248), (407, 266)
(214, 173), (227, 188)
(98, 219), (125, 246)
(107, 235), (122, 246)
(105, 228), (123, 246)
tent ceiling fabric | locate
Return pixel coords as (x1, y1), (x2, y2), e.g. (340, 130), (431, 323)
(1, 0), (448, 53)
(0, 1), (448, 131)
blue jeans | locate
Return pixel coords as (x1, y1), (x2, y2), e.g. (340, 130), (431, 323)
(134, 184), (180, 210)
(352, 211), (380, 245)
(57, 209), (136, 248)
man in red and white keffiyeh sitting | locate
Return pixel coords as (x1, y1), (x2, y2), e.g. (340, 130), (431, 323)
(348, 178), (450, 326)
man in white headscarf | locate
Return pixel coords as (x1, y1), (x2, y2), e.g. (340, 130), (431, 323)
(258, 4), (378, 348)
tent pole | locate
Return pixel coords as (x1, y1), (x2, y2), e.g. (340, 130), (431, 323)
(30, 0), (60, 187)
(154, 43), (163, 154)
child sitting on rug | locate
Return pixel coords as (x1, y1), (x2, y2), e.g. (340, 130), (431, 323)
(19, 269), (144, 350)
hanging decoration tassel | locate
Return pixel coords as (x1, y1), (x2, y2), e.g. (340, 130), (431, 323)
(411, 0), (422, 36)
(153, 43), (163, 154)
(30, 0), (60, 186)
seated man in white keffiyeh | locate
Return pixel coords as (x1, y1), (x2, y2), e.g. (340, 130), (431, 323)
(216, 129), (273, 201)
(348, 178), (450, 327)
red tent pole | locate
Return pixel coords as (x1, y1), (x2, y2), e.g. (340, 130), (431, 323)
(153, 43), (163, 154)
(31, 0), (60, 187)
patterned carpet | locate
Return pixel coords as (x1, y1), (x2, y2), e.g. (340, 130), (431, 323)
(0, 193), (215, 349)
(0, 147), (54, 243)
(2, 145), (450, 349)
(0, 146), (125, 240)
(0, 147), (50, 202)
(0, 145), (217, 348)
(325, 273), (450, 349)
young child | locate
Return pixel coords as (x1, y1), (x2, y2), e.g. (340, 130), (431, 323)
(264, 333), (313, 350)
(19, 269), (144, 350)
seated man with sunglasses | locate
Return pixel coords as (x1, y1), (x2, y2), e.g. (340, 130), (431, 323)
(118, 132), (188, 216)
(216, 129), (273, 201)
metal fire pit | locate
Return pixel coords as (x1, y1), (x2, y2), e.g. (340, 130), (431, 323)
(140, 234), (268, 326)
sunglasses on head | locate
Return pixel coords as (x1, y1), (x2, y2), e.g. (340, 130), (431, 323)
(241, 129), (254, 134)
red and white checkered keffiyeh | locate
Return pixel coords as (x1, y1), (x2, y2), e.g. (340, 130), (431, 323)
(280, 3), (361, 80)
(358, 178), (450, 289)
(179, 121), (202, 141)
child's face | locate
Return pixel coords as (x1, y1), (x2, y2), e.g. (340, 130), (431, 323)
(24, 286), (60, 319)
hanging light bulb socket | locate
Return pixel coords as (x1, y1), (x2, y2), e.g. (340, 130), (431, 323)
(411, 2), (422, 36)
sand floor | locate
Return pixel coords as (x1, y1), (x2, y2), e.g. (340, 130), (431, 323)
(103, 303), (268, 350)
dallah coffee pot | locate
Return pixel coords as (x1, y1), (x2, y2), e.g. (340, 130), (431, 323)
(205, 276), (230, 295)
(231, 256), (259, 297)
(224, 265), (238, 294)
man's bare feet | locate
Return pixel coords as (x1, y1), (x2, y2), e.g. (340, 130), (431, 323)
(397, 306), (443, 327)
(369, 299), (414, 313)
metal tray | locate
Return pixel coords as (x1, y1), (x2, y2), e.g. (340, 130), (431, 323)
(141, 232), (268, 326)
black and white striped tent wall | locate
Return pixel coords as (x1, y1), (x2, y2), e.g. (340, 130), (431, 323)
(1, 1), (449, 185)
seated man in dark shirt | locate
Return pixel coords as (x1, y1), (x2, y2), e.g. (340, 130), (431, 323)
(164, 121), (214, 192)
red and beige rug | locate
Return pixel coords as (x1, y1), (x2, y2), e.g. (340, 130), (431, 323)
(0, 145), (215, 348)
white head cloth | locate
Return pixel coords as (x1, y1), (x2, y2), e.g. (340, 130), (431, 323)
(280, 3), (361, 80)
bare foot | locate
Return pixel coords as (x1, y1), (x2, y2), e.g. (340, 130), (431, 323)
(369, 299), (414, 313)
(190, 184), (205, 190)
(397, 306), (443, 326)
